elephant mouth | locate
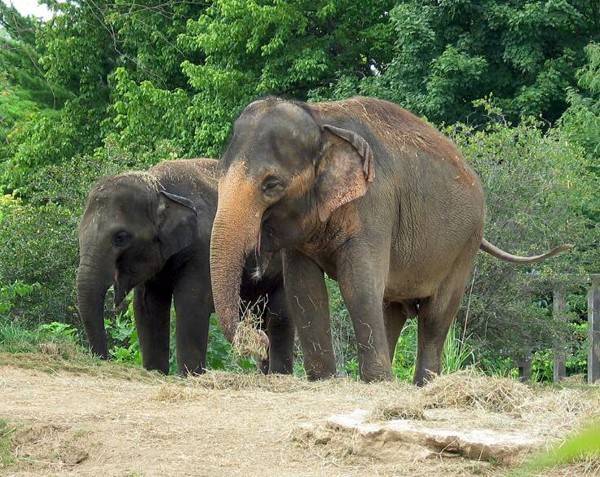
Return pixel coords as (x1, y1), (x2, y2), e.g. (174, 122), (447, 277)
(113, 281), (130, 307)
(247, 250), (273, 282)
(113, 270), (135, 306)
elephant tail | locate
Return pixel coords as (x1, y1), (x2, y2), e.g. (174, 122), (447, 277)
(480, 239), (573, 264)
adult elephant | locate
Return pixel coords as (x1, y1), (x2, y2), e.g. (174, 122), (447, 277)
(209, 97), (569, 385)
(77, 159), (293, 375)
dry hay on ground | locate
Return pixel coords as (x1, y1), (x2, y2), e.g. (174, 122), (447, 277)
(154, 371), (316, 400)
(295, 369), (600, 469)
(1, 356), (599, 476)
(11, 423), (90, 470)
(371, 368), (531, 419)
(371, 368), (598, 422)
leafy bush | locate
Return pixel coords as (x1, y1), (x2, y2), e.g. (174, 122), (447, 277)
(0, 195), (79, 325)
(0, 318), (78, 355)
(104, 304), (142, 366)
(449, 107), (597, 363)
(0, 281), (39, 315)
(38, 321), (78, 342)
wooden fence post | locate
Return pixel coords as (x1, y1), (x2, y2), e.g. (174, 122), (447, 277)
(588, 274), (600, 384)
(517, 352), (532, 383)
(553, 286), (567, 383)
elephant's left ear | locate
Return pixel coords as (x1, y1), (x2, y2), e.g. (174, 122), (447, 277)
(157, 191), (197, 260)
(315, 124), (375, 222)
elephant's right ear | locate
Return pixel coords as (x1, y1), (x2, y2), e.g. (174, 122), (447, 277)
(314, 124), (375, 222)
(157, 191), (197, 260)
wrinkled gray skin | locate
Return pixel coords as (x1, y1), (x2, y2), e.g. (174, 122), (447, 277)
(77, 159), (293, 375)
(209, 97), (570, 385)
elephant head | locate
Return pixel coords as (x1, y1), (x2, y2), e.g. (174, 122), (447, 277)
(77, 172), (197, 358)
(210, 98), (374, 342)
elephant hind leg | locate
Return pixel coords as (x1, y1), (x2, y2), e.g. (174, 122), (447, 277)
(414, 263), (474, 387)
(383, 302), (414, 362)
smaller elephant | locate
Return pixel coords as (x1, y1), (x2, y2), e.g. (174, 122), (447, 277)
(77, 158), (293, 375)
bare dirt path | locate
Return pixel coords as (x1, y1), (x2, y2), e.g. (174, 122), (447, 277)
(0, 358), (597, 476)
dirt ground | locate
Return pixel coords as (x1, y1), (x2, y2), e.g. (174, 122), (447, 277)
(0, 353), (598, 477)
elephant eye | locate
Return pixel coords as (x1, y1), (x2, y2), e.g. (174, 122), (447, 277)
(261, 176), (284, 198)
(112, 230), (132, 248)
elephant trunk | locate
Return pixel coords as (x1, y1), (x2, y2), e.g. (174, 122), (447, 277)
(76, 249), (113, 358)
(210, 164), (264, 342)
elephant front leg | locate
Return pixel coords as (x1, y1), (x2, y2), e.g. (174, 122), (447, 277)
(337, 243), (392, 382)
(283, 250), (336, 380)
(173, 268), (211, 376)
(265, 286), (294, 374)
(134, 282), (173, 374)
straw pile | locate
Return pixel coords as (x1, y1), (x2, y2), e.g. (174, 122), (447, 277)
(371, 368), (598, 422)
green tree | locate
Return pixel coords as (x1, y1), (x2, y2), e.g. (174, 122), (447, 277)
(179, 0), (395, 155)
(560, 42), (600, 165)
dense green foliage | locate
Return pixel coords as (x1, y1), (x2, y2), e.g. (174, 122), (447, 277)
(366, 0), (600, 124)
(0, 1), (598, 379)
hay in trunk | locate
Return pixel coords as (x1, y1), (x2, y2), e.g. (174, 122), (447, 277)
(232, 297), (269, 361)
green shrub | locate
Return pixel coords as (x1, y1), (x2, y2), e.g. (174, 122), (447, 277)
(0, 321), (40, 353)
(38, 321), (78, 342)
(449, 109), (597, 364)
(0, 196), (79, 326)
(0, 281), (39, 315)
(531, 349), (554, 382)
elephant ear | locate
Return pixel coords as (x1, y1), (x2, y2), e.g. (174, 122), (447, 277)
(315, 124), (375, 222)
(157, 190), (197, 260)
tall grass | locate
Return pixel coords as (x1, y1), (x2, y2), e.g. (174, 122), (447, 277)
(392, 320), (475, 381)
(442, 323), (476, 374)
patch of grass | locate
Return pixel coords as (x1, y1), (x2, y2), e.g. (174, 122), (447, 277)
(0, 350), (166, 382)
(0, 319), (80, 355)
(0, 419), (15, 468)
(442, 323), (475, 374)
(391, 321), (475, 382)
(0, 321), (41, 353)
(510, 420), (600, 476)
